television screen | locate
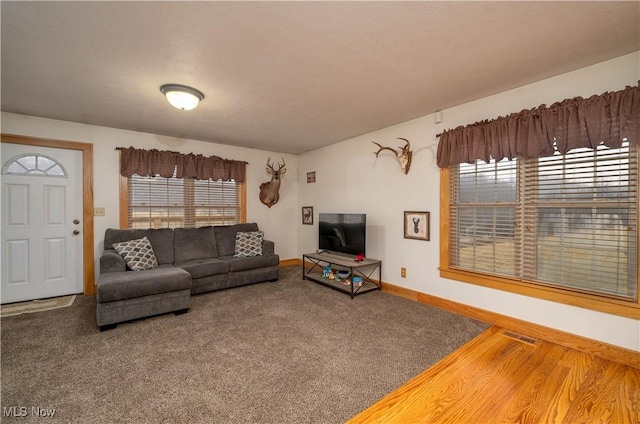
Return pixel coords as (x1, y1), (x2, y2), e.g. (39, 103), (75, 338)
(318, 213), (366, 257)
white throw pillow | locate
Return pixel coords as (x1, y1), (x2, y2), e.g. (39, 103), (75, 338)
(233, 231), (264, 257)
(113, 236), (159, 271)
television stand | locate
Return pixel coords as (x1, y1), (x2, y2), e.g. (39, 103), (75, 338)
(302, 252), (381, 298)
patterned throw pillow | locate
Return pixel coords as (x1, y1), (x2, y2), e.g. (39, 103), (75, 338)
(233, 231), (264, 257)
(113, 237), (159, 271)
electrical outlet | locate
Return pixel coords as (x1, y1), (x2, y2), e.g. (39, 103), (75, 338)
(94, 207), (105, 216)
(401, 267), (406, 278)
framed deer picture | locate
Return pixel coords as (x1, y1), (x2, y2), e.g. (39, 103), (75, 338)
(302, 206), (314, 225)
(404, 211), (429, 241)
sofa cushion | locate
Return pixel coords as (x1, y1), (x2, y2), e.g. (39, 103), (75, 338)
(214, 223), (259, 256)
(174, 227), (218, 263)
(104, 228), (174, 265)
(113, 237), (159, 271)
(97, 265), (191, 303)
(233, 231), (264, 257)
(175, 258), (229, 279)
(225, 254), (280, 272)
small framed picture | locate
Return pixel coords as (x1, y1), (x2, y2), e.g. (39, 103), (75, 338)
(302, 206), (314, 225)
(307, 171), (316, 183)
(404, 211), (430, 241)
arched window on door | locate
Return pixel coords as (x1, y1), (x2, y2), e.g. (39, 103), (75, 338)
(1, 154), (67, 177)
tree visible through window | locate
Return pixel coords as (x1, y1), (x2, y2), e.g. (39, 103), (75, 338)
(449, 141), (638, 301)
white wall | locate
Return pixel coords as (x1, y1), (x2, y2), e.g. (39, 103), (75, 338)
(298, 52), (640, 352)
(0, 113), (300, 283)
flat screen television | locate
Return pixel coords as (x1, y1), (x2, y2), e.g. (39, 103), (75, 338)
(318, 213), (366, 257)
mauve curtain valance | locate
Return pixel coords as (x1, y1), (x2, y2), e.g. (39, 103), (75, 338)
(118, 147), (247, 182)
(436, 83), (640, 168)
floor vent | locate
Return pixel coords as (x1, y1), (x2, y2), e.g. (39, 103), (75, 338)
(501, 330), (537, 346)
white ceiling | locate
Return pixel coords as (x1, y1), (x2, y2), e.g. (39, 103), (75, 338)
(2, 1), (638, 155)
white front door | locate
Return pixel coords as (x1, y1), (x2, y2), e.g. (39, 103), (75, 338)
(1, 143), (83, 304)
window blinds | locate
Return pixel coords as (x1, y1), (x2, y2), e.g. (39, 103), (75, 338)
(522, 143), (638, 299)
(451, 159), (519, 277)
(128, 173), (240, 229)
(450, 142), (638, 301)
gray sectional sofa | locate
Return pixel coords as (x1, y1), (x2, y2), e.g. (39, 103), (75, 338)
(97, 223), (279, 330)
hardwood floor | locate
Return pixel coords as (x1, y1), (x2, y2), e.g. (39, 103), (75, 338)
(347, 326), (640, 424)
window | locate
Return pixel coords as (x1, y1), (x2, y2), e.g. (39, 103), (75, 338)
(443, 142), (638, 316)
(2, 154), (66, 177)
(123, 171), (245, 229)
(453, 158), (518, 277)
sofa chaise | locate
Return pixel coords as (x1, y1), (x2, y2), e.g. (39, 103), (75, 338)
(97, 223), (279, 330)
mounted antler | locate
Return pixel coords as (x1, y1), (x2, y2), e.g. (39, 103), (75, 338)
(260, 157), (287, 208)
(372, 138), (413, 174)
(266, 157), (286, 175)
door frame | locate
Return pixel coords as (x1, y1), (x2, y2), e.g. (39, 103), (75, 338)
(1, 133), (95, 295)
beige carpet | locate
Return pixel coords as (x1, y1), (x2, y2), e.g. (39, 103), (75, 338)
(1, 295), (76, 317)
(1, 267), (488, 423)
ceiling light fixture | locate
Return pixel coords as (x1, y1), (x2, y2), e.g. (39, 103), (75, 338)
(160, 84), (205, 111)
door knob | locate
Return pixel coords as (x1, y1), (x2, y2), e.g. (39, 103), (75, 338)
(73, 219), (80, 225)
(73, 230), (80, 235)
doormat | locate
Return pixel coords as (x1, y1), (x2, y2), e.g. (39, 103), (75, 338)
(1, 295), (76, 317)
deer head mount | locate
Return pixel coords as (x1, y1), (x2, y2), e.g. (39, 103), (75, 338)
(372, 137), (413, 174)
(259, 157), (286, 208)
